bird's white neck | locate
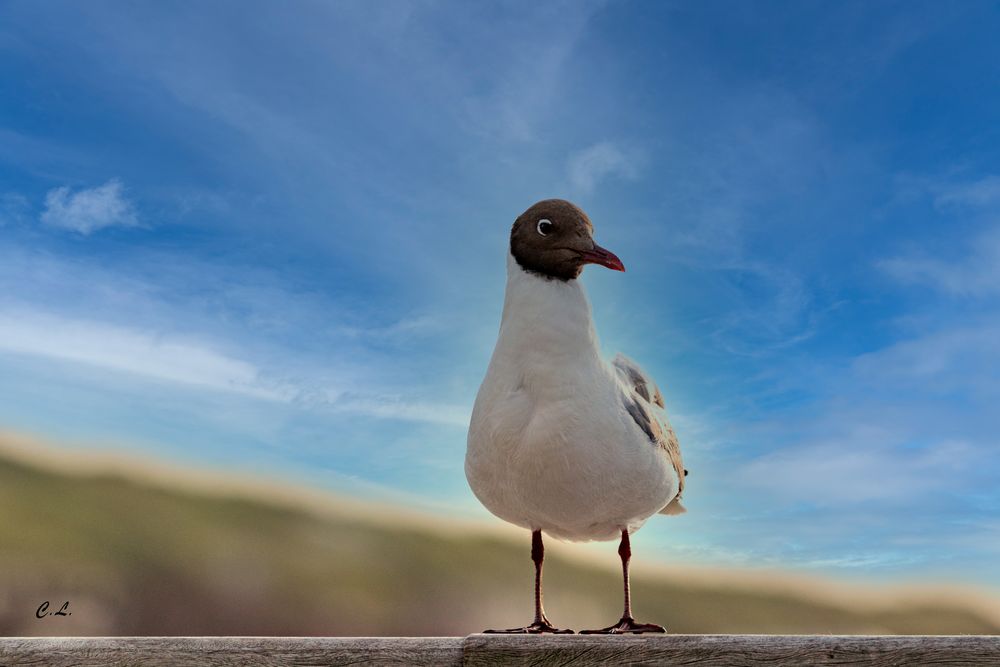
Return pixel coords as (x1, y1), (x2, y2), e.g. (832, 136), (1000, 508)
(491, 254), (602, 390)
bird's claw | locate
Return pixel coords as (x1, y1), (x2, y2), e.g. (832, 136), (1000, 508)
(484, 618), (574, 634)
(580, 615), (666, 634)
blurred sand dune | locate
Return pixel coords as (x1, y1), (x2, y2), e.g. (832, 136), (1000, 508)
(1, 430), (998, 636)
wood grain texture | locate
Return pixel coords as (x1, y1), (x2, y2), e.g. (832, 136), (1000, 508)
(0, 637), (463, 667)
(464, 634), (1000, 666)
(2, 635), (998, 666)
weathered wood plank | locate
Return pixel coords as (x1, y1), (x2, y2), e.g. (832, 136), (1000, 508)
(0, 637), (464, 667)
(463, 634), (1000, 666)
(2, 635), (998, 666)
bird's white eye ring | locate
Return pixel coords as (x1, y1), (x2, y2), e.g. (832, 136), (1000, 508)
(537, 219), (553, 236)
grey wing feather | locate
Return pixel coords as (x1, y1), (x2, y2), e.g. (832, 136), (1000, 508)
(612, 353), (687, 515)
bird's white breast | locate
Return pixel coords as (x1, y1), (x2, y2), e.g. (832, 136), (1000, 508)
(465, 256), (678, 542)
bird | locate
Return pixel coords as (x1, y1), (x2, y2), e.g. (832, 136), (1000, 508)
(465, 198), (686, 634)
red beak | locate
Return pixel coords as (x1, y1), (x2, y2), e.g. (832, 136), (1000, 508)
(580, 243), (625, 272)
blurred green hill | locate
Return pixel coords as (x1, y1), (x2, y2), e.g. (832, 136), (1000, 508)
(1, 441), (998, 637)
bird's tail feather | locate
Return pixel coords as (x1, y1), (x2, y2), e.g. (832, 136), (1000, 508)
(659, 498), (686, 515)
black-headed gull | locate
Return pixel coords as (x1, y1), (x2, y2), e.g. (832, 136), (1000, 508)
(466, 199), (686, 634)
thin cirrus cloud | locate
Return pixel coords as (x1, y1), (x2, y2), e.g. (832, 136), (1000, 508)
(878, 238), (1000, 297)
(0, 308), (282, 400)
(566, 141), (638, 194)
(40, 179), (139, 234)
(879, 175), (1000, 297)
(934, 174), (1000, 209)
(737, 435), (976, 506)
(853, 320), (1000, 398)
(0, 192), (31, 227)
(0, 304), (471, 428)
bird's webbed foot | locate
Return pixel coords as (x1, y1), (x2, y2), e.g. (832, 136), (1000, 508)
(483, 615), (574, 634)
(580, 615), (666, 634)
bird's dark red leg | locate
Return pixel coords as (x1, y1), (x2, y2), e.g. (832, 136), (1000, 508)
(580, 529), (666, 634)
(483, 529), (573, 634)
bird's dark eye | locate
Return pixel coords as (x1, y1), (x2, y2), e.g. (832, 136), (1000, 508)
(537, 219), (553, 236)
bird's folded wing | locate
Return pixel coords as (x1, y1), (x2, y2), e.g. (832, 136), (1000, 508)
(612, 353), (686, 514)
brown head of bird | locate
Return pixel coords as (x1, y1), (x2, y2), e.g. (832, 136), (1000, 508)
(510, 199), (625, 281)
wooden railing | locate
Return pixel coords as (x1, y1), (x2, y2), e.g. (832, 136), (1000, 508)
(2, 634), (999, 665)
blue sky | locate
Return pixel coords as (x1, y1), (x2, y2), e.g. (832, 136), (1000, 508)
(2, 1), (1000, 587)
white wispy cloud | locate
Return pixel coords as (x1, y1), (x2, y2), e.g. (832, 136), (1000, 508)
(0, 237), (474, 430)
(882, 173), (1000, 295)
(798, 552), (924, 570)
(332, 395), (470, 427)
(878, 227), (1000, 297)
(566, 141), (639, 194)
(0, 300), (468, 428)
(0, 308), (284, 400)
(0, 305), (473, 430)
(852, 320), (1000, 399)
(330, 316), (444, 341)
(737, 434), (976, 506)
(40, 179), (139, 234)
(934, 175), (1000, 209)
(456, 3), (599, 143)
(0, 192), (30, 226)
(708, 261), (816, 355)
